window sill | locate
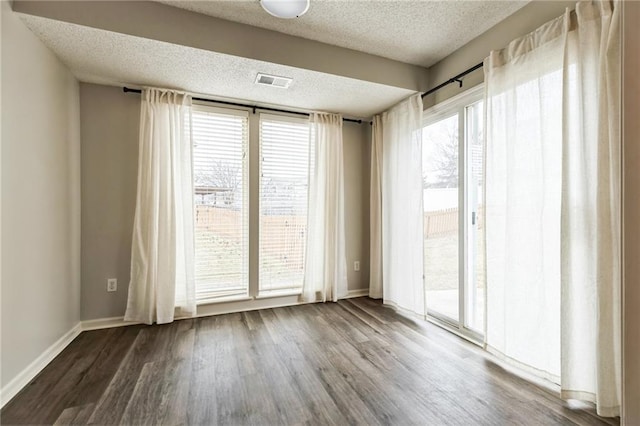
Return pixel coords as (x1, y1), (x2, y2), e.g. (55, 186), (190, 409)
(255, 290), (302, 300)
(196, 294), (252, 306)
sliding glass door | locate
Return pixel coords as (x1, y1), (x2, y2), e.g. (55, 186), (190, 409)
(422, 87), (484, 339)
(422, 114), (460, 321)
(465, 100), (485, 334)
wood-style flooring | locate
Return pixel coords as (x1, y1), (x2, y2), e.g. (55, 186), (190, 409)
(1, 298), (618, 425)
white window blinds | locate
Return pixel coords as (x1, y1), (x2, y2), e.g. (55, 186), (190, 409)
(192, 106), (249, 301)
(259, 114), (311, 296)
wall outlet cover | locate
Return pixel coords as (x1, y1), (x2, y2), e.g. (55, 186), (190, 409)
(107, 278), (117, 292)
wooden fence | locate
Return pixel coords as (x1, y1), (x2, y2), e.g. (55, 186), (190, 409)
(195, 205), (483, 251)
(424, 207), (458, 238)
(195, 206), (305, 270)
(423, 207), (485, 238)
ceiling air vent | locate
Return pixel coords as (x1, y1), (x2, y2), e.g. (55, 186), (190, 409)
(255, 73), (293, 89)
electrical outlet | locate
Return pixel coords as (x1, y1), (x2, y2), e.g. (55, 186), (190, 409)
(107, 278), (117, 292)
(354, 261), (360, 272)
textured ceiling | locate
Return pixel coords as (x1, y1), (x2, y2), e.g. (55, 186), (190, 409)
(157, 0), (529, 67)
(19, 15), (415, 117)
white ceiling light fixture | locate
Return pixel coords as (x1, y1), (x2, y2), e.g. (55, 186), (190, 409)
(260, 0), (310, 19)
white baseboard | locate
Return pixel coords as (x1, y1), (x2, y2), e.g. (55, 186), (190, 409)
(81, 316), (141, 331)
(0, 323), (82, 408)
(344, 288), (370, 298)
(80, 291), (370, 331)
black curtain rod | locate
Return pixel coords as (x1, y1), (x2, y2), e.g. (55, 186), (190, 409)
(123, 87), (363, 124)
(421, 62), (484, 98)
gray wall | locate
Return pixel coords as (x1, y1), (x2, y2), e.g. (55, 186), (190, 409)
(1, 1), (81, 388)
(344, 121), (371, 291)
(80, 84), (139, 320)
(80, 83), (371, 320)
(623, 1), (640, 423)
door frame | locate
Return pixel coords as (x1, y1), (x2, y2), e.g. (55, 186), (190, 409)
(422, 84), (484, 343)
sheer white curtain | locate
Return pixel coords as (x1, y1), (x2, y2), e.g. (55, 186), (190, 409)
(561, 1), (620, 416)
(369, 116), (383, 299)
(484, 1), (620, 416)
(124, 88), (196, 325)
(370, 94), (425, 315)
(302, 113), (348, 302)
(484, 11), (565, 381)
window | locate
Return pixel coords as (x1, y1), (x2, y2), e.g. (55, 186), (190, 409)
(192, 106), (249, 302)
(422, 85), (484, 339)
(259, 114), (311, 296)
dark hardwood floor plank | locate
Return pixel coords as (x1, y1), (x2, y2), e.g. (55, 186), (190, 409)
(338, 299), (390, 334)
(230, 320), (287, 426)
(261, 308), (347, 425)
(2, 328), (125, 424)
(2, 298), (617, 426)
(53, 406), (81, 425)
(157, 323), (196, 425)
(330, 301), (390, 347)
(348, 300), (567, 425)
(119, 360), (166, 425)
(67, 326), (143, 406)
(120, 320), (196, 425)
(283, 304), (446, 424)
(187, 316), (220, 425)
(311, 302), (371, 344)
(347, 299), (611, 426)
(217, 313), (282, 425)
(242, 310), (312, 425)
(87, 323), (176, 425)
(53, 403), (95, 426)
(270, 306), (382, 425)
(212, 313), (256, 425)
(32, 327), (142, 423)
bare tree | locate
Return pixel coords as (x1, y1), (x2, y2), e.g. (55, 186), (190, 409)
(424, 124), (459, 189)
(194, 161), (241, 205)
